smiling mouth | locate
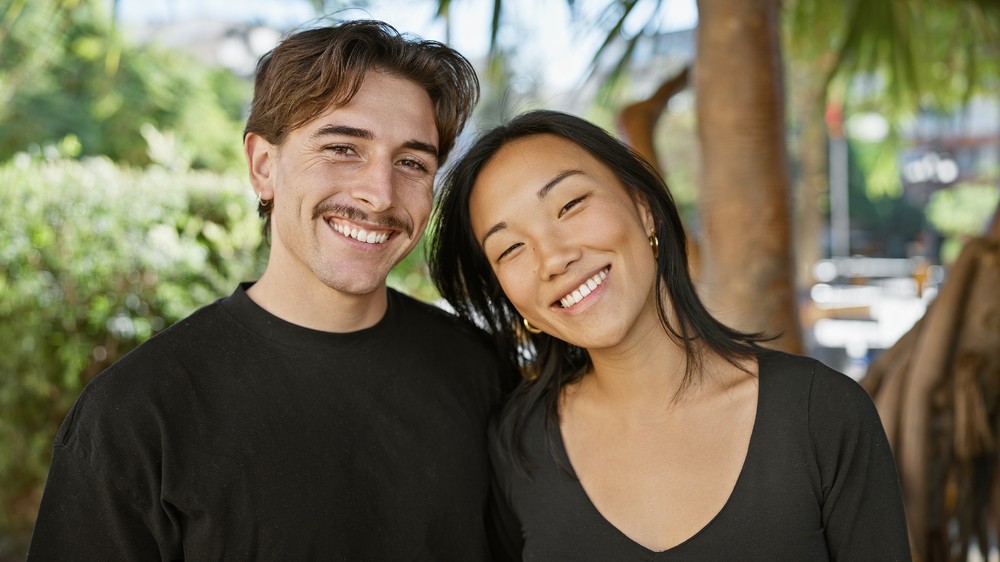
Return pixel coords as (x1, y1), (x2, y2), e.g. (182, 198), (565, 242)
(329, 221), (391, 244)
(558, 268), (609, 309)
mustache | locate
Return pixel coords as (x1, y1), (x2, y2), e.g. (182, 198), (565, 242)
(312, 201), (413, 238)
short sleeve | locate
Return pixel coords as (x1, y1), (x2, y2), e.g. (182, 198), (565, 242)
(27, 444), (164, 560)
(808, 362), (912, 561)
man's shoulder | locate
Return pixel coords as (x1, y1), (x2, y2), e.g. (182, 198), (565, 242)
(110, 296), (235, 371)
(389, 290), (495, 350)
(55, 297), (237, 439)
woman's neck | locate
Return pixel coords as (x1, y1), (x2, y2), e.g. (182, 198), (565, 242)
(570, 324), (693, 420)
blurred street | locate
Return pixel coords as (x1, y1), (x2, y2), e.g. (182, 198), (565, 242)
(803, 257), (944, 379)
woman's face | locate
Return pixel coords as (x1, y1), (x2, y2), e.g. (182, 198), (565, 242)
(469, 134), (660, 351)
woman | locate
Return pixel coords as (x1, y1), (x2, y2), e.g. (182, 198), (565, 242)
(430, 110), (910, 560)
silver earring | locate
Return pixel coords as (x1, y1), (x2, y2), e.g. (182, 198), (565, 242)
(256, 191), (271, 207)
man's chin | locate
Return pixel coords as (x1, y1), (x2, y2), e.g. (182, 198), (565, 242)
(319, 270), (391, 297)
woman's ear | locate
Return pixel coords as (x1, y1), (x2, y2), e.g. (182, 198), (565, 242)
(633, 192), (655, 232)
(244, 133), (275, 200)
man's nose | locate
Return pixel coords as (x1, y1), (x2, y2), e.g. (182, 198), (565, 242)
(350, 159), (395, 212)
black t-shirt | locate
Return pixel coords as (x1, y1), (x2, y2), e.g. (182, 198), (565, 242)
(490, 351), (912, 561)
(28, 284), (510, 561)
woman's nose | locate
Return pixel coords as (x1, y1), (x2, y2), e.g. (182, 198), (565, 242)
(535, 238), (581, 280)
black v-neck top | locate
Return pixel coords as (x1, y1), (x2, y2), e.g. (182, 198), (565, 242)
(489, 350), (911, 561)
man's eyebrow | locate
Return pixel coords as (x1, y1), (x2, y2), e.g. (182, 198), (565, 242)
(403, 139), (440, 161)
(312, 125), (439, 161)
(312, 124), (373, 141)
(481, 169), (584, 247)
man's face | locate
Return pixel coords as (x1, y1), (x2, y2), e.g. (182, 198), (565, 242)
(250, 72), (439, 297)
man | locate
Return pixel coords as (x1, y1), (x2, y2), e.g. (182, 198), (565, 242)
(28, 20), (510, 560)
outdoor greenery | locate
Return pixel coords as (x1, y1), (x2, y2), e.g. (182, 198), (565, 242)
(1, 0), (998, 557)
(0, 152), (268, 548)
(0, 0), (250, 171)
(0, 1), (263, 551)
(0, 3), (441, 552)
(926, 181), (1000, 262)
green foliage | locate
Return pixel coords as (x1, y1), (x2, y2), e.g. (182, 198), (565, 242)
(846, 140), (925, 256)
(0, 154), (266, 548)
(850, 137), (905, 199)
(926, 182), (1000, 262)
(388, 238), (441, 304)
(786, 0), (1000, 114)
(0, 0), (251, 172)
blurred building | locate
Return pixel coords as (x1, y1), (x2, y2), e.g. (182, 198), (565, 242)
(899, 96), (1000, 205)
(810, 96), (999, 375)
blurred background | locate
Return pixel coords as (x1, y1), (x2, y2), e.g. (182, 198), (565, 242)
(1, 0), (998, 559)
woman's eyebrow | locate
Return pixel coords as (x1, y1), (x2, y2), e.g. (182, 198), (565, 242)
(481, 221), (507, 247)
(480, 169), (584, 248)
(537, 169), (583, 199)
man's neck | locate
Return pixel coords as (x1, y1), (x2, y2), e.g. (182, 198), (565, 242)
(246, 268), (389, 334)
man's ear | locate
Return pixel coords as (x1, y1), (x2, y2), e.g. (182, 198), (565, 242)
(244, 133), (275, 200)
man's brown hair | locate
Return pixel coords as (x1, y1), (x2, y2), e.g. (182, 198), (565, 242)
(244, 19), (480, 227)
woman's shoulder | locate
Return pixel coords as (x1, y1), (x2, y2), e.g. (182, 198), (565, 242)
(757, 349), (881, 434)
(492, 385), (549, 444)
(489, 384), (559, 479)
(758, 349), (866, 398)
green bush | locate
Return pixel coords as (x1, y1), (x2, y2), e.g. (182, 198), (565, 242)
(0, 154), (266, 551)
(0, 0), (251, 172)
(0, 151), (446, 555)
(926, 182), (1000, 263)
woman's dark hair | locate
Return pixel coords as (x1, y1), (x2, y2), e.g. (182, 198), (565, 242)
(429, 110), (766, 474)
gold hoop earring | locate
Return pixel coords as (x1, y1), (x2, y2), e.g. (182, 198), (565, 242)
(522, 318), (542, 335)
(648, 227), (659, 259)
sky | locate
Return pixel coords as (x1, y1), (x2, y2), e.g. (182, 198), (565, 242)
(118, 0), (698, 93)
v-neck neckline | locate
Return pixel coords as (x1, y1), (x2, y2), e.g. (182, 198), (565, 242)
(548, 352), (768, 556)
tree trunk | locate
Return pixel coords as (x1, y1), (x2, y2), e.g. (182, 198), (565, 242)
(786, 53), (837, 292)
(616, 66), (690, 178)
(616, 66), (701, 278)
(863, 202), (1000, 561)
(694, 0), (802, 352)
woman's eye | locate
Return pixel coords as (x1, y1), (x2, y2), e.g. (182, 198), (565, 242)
(497, 242), (522, 262)
(559, 196), (586, 217)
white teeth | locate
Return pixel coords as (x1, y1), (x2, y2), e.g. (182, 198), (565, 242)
(559, 269), (609, 308)
(330, 222), (390, 244)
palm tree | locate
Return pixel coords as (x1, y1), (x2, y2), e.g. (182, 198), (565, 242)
(692, 0), (801, 352)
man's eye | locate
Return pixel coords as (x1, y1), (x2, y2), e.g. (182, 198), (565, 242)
(559, 196), (586, 217)
(497, 242), (522, 262)
(326, 145), (354, 156)
(398, 157), (429, 173)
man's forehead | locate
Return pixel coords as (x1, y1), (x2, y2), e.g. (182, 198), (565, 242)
(301, 77), (436, 136)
